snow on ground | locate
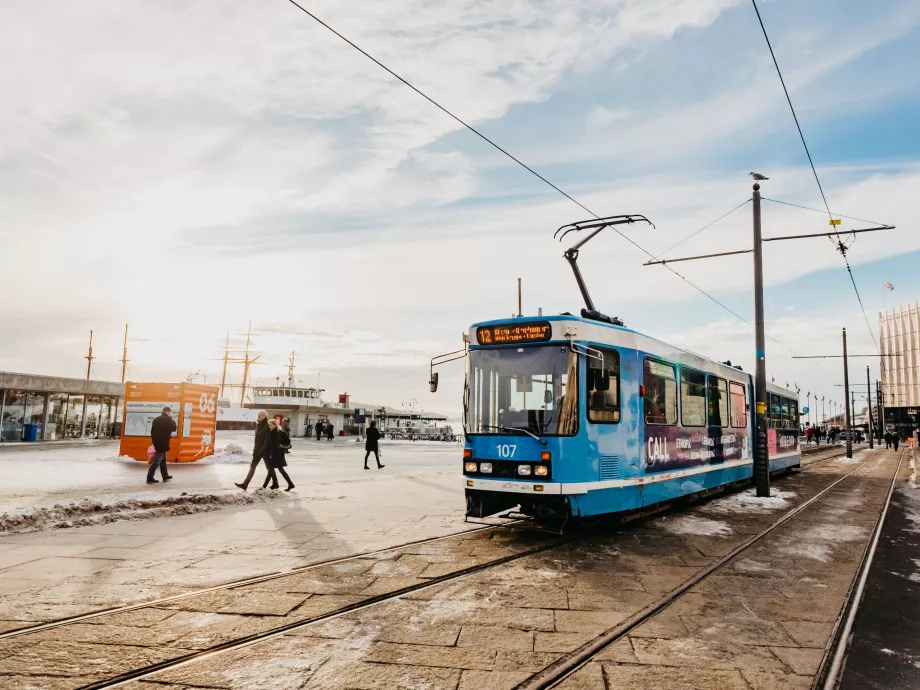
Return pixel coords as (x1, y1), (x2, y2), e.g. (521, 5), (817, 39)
(656, 515), (732, 537)
(777, 522), (869, 563)
(0, 489), (291, 535)
(702, 488), (797, 515)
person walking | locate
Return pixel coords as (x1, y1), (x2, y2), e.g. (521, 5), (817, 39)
(884, 431), (892, 449)
(147, 407), (177, 484)
(364, 420), (384, 470)
(282, 417), (291, 435)
(326, 422), (334, 441)
(805, 425), (813, 445)
(262, 419), (295, 491)
(235, 410), (271, 491)
(315, 420), (324, 441)
(893, 433), (900, 451)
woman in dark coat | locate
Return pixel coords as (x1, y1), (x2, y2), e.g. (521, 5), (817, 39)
(262, 419), (295, 491)
(326, 422), (334, 440)
(364, 420), (384, 470)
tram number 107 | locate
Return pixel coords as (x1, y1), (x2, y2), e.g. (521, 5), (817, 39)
(496, 444), (517, 458)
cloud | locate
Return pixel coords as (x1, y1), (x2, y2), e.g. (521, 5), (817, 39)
(0, 0), (915, 417)
(585, 105), (631, 129)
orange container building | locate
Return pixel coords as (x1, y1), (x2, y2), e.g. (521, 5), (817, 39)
(119, 382), (219, 462)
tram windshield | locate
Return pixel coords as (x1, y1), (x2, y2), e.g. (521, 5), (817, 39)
(464, 345), (578, 436)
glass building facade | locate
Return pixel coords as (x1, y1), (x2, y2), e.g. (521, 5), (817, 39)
(0, 372), (124, 443)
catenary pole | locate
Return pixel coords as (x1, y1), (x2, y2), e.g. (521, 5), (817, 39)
(878, 380), (886, 436)
(752, 183), (770, 497)
(842, 328), (852, 459)
(866, 366), (873, 448)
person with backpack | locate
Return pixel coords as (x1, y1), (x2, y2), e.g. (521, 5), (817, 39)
(263, 418), (295, 491)
(364, 420), (384, 470)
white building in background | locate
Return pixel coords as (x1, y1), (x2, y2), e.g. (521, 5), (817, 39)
(232, 384), (447, 438)
(879, 302), (920, 433)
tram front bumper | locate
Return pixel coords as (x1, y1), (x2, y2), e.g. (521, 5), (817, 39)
(464, 478), (562, 494)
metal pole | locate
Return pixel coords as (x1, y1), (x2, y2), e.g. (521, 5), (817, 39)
(85, 330), (94, 381)
(807, 392), (811, 430)
(842, 328), (852, 459)
(866, 366), (873, 448)
(517, 278), (522, 317)
(219, 330), (229, 398)
(878, 380), (886, 437)
(752, 183), (770, 497)
(120, 324), (129, 383)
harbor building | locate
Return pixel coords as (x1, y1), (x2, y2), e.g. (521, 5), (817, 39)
(0, 372), (124, 442)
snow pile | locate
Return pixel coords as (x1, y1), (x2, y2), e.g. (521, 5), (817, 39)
(703, 488), (797, 515)
(198, 445), (251, 464)
(0, 491), (285, 535)
(657, 515), (732, 537)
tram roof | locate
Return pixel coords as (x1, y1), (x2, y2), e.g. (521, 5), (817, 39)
(469, 314), (796, 395)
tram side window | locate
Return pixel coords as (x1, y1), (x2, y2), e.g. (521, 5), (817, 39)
(644, 359), (677, 425)
(680, 368), (706, 427)
(770, 394), (783, 429)
(708, 376), (728, 427)
(587, 348), (620, 423)
(782, 397), (797, 430)
(729, 382), (747, 428)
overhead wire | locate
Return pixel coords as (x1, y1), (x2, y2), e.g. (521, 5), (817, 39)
(750, 0), (879, 354)
(761, 198), (884, 227)
(284, 0), (825, 369)
(656, 198), (751, 259)
(283, 0), (756, 325)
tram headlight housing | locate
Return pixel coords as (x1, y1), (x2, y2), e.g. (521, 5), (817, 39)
(479, 462), (493, 474)
(464, 461), (478, 473)
(534, 465), (549, 477)
(517, 464), (532, 476)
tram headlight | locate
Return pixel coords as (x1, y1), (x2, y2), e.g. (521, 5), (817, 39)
(479, 462), (493, 474)
(517, 464), (532, 476)
(465, 461), (478, 473)
(534, 465), (549, 476)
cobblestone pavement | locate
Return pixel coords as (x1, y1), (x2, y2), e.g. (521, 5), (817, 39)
(0, 441), (466, 634)
(2, 450), (895, 689)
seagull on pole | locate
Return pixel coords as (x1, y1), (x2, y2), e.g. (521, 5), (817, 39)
(749, 172), (769, 181)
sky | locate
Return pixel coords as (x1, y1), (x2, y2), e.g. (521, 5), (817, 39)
(1, 0), (918, 419)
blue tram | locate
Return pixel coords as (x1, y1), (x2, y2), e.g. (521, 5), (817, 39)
(460, 315), (800, 520)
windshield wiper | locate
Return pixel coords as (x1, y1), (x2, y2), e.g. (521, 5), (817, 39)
(482, 424), (547, 446)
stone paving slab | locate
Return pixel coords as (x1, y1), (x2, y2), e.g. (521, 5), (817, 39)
(66, 451), (890, 690)
(560, 450), (899, 689)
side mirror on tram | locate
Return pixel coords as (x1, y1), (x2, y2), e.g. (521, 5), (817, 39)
(429, 372), (439, 393)
(544, 390), (553, 405)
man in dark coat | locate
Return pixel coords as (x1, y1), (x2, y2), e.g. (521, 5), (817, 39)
(235, 410), (271, 491)
(147, 407), (177, 484)
(315, 421), (324, 441)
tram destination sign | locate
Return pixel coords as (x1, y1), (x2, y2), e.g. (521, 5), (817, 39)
(477, 321), (552, 345)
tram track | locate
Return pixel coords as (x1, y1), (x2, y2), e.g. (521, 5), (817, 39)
(0, 519), (522, 640)
(73, 529), (587, 689)
(1, 448), (839, 643)
(514, 449), (903, 689)
(0, 450), (869, 688)
(814, 448), (907, 690)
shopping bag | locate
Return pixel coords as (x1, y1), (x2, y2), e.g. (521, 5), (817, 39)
(147, 445), (156, 462)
